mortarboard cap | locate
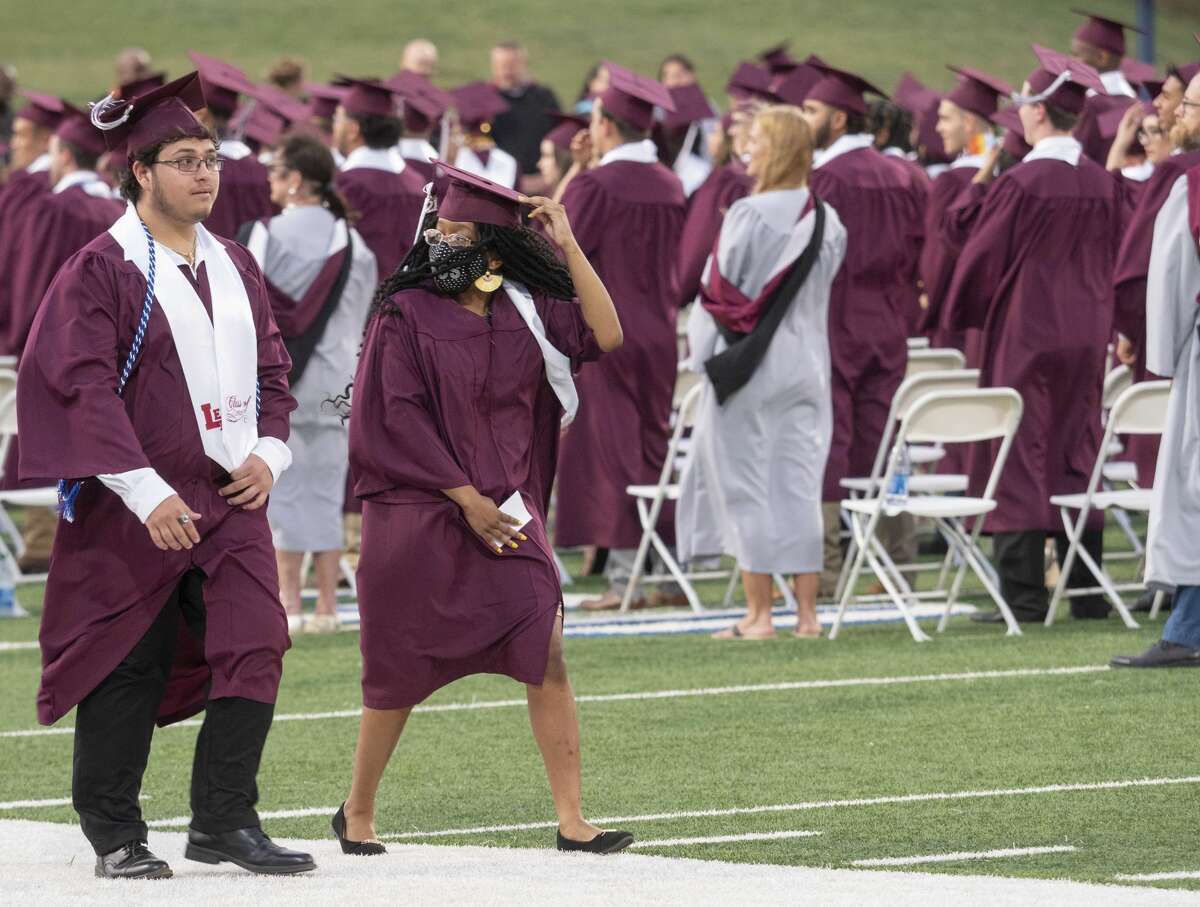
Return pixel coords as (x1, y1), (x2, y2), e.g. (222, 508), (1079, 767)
(1168, 60), (1200, 89)
(1072, 9), (1144, 57)
(804, 59), (888, 115)
(1022, 44), (1105, 115)
(241, 103), (287, 150)
(662, 83), (715, 129)
(187, 51), (252, 116)
(386, 71), (453, 132)
(726, 61), (777, 102)
(772, 63), (823, 107)
(450, 80), (509, 132)
(305, 82), (348, 120)
(90, 70), (209, 157)
(14, 89), (65, 130)
(757, 42), (799, 76)
(544, 111), (588, 149)
(433, 160), (525, 227)
(248, 83), (311, 127)
(1093, 95), (1143, 141)
(117, 72), (166, 100)
(893, 73), (950, 164)
(944, 66), (1012, 119)
(337, 76), (400, 119)
(598, 62), (674, 133)
(990, 105), (1032, 160)
(54, 101), (107, 158)
(1120, 58), (1158, 88)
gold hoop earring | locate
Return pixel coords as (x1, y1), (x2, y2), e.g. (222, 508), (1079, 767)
(474, 270), (503, 293)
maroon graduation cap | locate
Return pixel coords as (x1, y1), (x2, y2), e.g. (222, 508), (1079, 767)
(248, 83), (311, 126)
(54, 101), (107, 157)
(1023, 44), (1105, 115)
(337, 77), (400, 119)
(757, 42), (799, 76)
(1071, 9), (1144, 57)
(386, 71), (453, 132)
(804, 59), (888, 115)
(726, 61), (777, 102)
(14, 89), (65, 130)
(944, 66), (1013, 120)
(304, 82), (348, 120)
(451, 81), (509, 132)
(117, 72), (166, 100)
(662, 83), (714, 129)
(1119, 58), (1158, 88)
(544, 111), (588, 149)
(772, 63), (822, 107)
(433, 160), (526, 227)
(598, 62), (674, 132)
(1093, 95), (1145, 141)
(241, 103), (287, 150)
(90, 70), (209, 157)
(893, 72), (949, 164)
(186, 50), (253, 116)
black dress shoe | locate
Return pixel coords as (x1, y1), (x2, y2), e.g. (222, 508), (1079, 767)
(556, 829), (635, 854)
(331, 802), (386, 856)
(1111, 640), (1200, 668)
(95, 841), (172, 879)
(185, 826), (316, 874)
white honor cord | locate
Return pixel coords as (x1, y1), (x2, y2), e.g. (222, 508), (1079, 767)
(1010, 70), (1073, 107)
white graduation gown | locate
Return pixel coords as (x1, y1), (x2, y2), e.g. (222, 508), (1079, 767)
(676, 188), (847, 574)
(1145, 174), (1200, 589)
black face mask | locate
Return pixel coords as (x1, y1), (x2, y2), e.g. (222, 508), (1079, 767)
(428, 241), (488, 296)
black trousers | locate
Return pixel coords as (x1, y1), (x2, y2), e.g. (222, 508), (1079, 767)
(71, 569), (275, 855)
(992, 529), (1109, 621)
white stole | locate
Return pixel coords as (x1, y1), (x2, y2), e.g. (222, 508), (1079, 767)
(502, 280), (579, 426)
(108, 204), (261, 472)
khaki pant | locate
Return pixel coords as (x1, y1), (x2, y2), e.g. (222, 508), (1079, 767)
(19, 507), (57, 570)
(819, 504), (917, 600)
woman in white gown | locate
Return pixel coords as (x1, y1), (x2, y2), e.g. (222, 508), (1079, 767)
(676, 105), (846, 639)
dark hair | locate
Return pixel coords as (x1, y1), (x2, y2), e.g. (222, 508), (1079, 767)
(1044, 102), (1078, 132)
(867, 100), (913, 153)
(59, 138), (101, 173)
(843, 110), (867, 136)
(276, 132), (354, 221)
(118, 126), (220, 203)
(267, 56), (306, 91)
(351, 112), (403, 149)
(576, 62), (602, 104)
(659, 54), (695, 80)
(600, 108), (648, 143)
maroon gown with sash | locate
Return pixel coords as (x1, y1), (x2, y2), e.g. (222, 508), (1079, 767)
(676, 162), (752, 306)
(1112, 149), (1200, 485)
(17, 230), (296, 726)
(350, 286), (599, 708)
(554, 159), (686, 549)
(810, 144), (925, 501)
(941, 150), (1120, 532)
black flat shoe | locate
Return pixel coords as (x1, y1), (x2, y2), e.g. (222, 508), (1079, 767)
(95, 840), (172, 879)
(185, 826), (315, 874)
(1130, 591), (1173, 614)
(1111, 639), (1200, 668)
(556, 829), (635, 854)
(332, 802), (387, 856)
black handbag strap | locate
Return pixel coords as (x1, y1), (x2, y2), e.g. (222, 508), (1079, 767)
(704, 198), (826, 405)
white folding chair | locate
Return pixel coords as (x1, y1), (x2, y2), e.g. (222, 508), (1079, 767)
(0, 368), (61, 594)
(834, 369), (981, 601)
(1096, 365), (1145, 559)
(905, 347), (966, 378)
(832, 388), (1025, 642)
(906, 337), (931, 350)
(1045, 380), (1171, 629)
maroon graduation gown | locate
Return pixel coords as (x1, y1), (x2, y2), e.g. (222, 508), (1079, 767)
(18, 233), (297, 726)
(676, 162), (752, 306)
(1113, 150), (1200, 485)
(941, 154), (1120, 532)
(554, 160), (686, 548)
(349, 287), (599, 708)
(810, 146), (926, 501)
(919, 165), (977, 349)
(0, 169), (51, 355)
(335, 165), (426, 282)
(204, 154), (277, 239)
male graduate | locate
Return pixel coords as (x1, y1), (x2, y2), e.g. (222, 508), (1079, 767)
(942, 46), (1120, 624)
(386, 69), (452, 183)
(187, 51), (275, 237)
(333, 77), (426, 281)
(555, 62), (686, 609)
(919, 67), (1010, 351)
(16, 72), (312, 879)
(799, 60), (926, 591)
(1069, 10), (1143, 163)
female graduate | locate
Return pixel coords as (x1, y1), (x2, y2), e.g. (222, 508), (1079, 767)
(331, 163), (632, 855)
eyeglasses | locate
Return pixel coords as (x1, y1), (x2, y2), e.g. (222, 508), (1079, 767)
(1181, 99), (1200, 111)
(152, 156), (224, 173)
(423, 228), (474, 249)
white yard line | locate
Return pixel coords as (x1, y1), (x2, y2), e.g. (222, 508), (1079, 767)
(0, 640), (38, 652)
(149, 806), (335, 828)
(1114, 871), (1200, 882)
(630, 830), (822, 848)
(0, 796), (72, 810)
(0, 664), (1110, 739)
(379, 775), (1200, 840)
(852, 845), (1077, 867)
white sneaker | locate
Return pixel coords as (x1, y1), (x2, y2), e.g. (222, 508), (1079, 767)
(286, 613), (306, 635)
(303, 613), (340, 634)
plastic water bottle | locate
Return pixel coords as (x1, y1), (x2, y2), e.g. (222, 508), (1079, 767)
(0, 547), (17, 618)
(884, 444), (911, 517)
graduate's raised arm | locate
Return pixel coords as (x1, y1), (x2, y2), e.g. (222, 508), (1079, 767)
(521, 194), (623, 351)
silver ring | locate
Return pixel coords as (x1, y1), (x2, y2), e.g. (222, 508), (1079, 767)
(177, 514), (191, 526)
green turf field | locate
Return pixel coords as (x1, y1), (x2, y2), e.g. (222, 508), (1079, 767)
(0, 530), (1196, 894)
(10, 1), (1200, 108)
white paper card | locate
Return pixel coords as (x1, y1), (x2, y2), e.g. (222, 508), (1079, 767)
(499, 491), (533, 530)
